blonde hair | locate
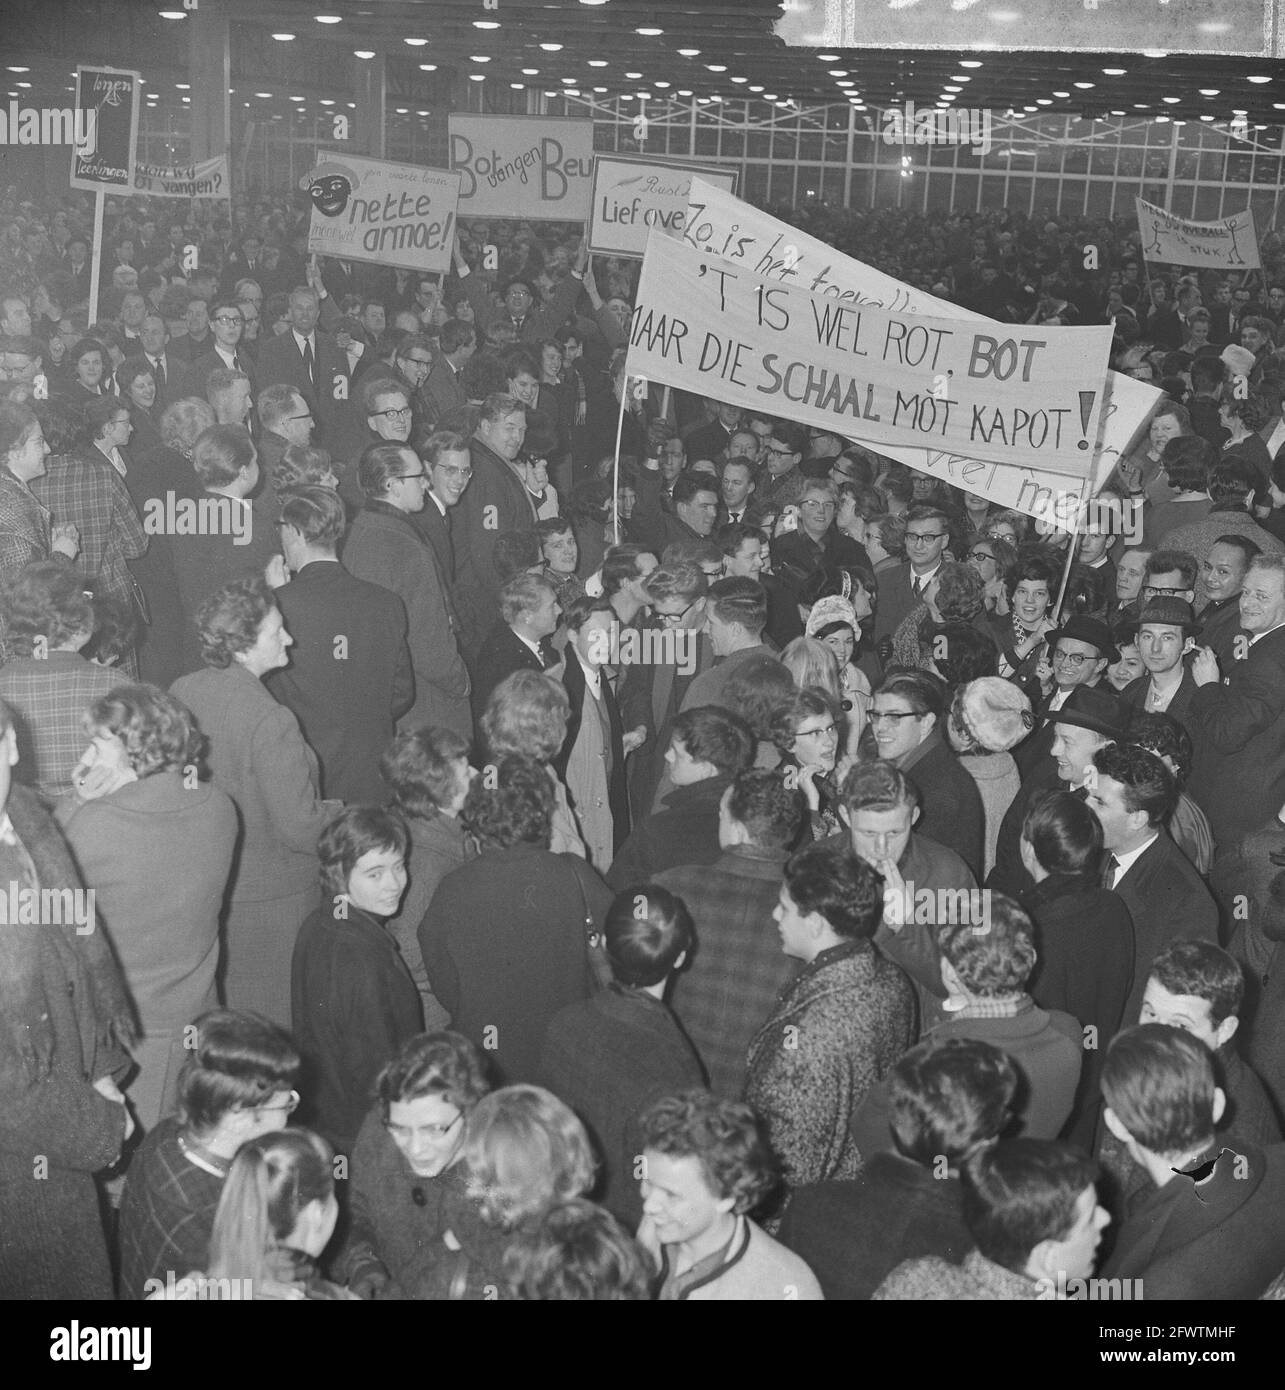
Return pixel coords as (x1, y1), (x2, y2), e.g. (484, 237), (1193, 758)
(205, 1129), (332, 1287)
(780, 636), (843, 704)
(463, 1086), (596, 1229)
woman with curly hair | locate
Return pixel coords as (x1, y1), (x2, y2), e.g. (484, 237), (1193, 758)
(419, 754), (613, 1087)
(1219, 390), (1274, 510)
(114, 357), (162, 456)
(991, 551), (1060, 702)
(55, 684), (237, 1131)
(889, 560), (994, 672)
(771, 686), (850, 841)
(416, 1085), (599, 1300)
(172, 576), (336, 1028)
(636, 1090), (822, 1299)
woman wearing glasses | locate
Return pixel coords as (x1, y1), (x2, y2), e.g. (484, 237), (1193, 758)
(337, 1031), (490, 1299)
(291, 806), (424, 1158)
(118, 1009), (302, 1300)
(967, 536), (1018, 617)
(771, 687), (849, 840)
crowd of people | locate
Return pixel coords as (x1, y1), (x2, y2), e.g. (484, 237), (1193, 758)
(4, 177), (1285, 1300)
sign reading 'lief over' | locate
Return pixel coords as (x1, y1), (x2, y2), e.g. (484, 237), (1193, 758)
(449, 115), (594, 221)
(588, 155), (739, 259)
(630, 230), (1113, 477)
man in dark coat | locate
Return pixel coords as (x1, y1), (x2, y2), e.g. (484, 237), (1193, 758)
(470, 572), (560, 725)
(1118, 597), (1202, 740)
(1087, 743), (1218, 1027)
(342, 443), (471, 741)
(1100, 1024), (1285, 1299)
(661, 770), (807, 1099)
(267, 486), (413, 803)
(539, 885), (704, 1227)
(453, 394), (538, 654)
(254, 286), (351, 446)
(769, 477), (870, 597)
(873, 505), (951, 648)
(607, 705), (754, 891)
(630, 467), (721, 561)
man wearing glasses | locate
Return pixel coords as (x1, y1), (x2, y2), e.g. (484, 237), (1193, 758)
(874, 504), (951, 646)
(365, 381), (414, 446)
(755, 421), (809, 516)
(192, 296), (258, 400)
(1013, 616), (1117, 782)
(770, 479), (870, 599)
(255, 383), (315, 481)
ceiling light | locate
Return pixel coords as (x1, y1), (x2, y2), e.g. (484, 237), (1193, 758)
(404, 38), (428, 46)
(829, 69), (848, 76)
(473, 20), (500, 29)
(158, 9), (187, 16)
(420, 64), (438, 71)
(636, 27), (663, 36)
(949, 75), (971, 82)
(1073, 81), (1094, 89)
(1199, 88), (1219, 96)
(511, 83), (525, 90)
(655, 80), (670, 88)
(678, 88), (692, 96)
(1275, 103), (1285, 110)
(749, 84), (763, 92)
(1142, 49), (1168, 57)
(943, 85), (961, 92)
(593, 86), (606, 93)
(315, 15), (342, 23)
(1103, 67), (1126, 76)
(354, 50), (375, 59)
(836, 80), (854, 87)
(1162, 97), (1180, 104)
(817, 53), (840, 61)
(1036, 98), (1052, 105)
(706, 64), (727, 72)
(1052, 90), (1070, 98)
(565, 89), (580, 96)
(958, 59), (982, 67)
(625, 71), (643, 79)
(580, 0), (610, 6)
(254, 91), (272, 98)
(1247, 75), (1272, 83)
(1155, 115), (1169, 123)
(522, 68), (539, 75)
(730, 76), (747, 83)
(763, 93), (778, 101)
(1111, 109), (1125, 116)
(5, 66), (29, 73)
(176, 82), (189, 89)
(319, 98), (334, 106)
(290, 94), (306, 102)
(271, 32), (295, 41)
(561, 77), (577, 84)
(540, 43), (563, 51)
(677, 48), (700, 57)
(588, 60), (608, 67)
(470, 56), (491, 62)
(1200, 113), (1215, 120)
(395, 107), (407, 115)
(468, 74), (485, 82)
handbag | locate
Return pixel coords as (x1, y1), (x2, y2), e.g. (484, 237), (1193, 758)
(571, 860), (613, 992)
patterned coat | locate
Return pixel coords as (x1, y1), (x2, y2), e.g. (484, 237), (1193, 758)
(745, 940), (916, 1188)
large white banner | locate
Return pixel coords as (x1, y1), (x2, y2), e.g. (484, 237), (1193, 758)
(301, 153), (460, 275)
(1136, 199), (1260, 270)
(588, 155), (738, 259)
(134, 153), (228, 198)
(678, 179), (1164, 528)
(448, 115), (593, 222)
(632, 231), (1112, 477)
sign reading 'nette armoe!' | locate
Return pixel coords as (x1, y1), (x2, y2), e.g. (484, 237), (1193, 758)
(588, 155), (739, 260)
(630, 229), (1113, 478)
(301, 153), (461, 276)
(70, 64), (139, 194)
(448, 114), (593, 221)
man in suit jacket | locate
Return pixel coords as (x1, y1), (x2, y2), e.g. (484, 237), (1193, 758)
(680, 577), (774, 713)
(1188, 555), (1285, 857)
(470, 572), (561, 725)
(873, 505), (951, 647)
(1087, 743), (1218, 1026)
(190, 296), (258, 401)
(630, 467), (721, 562)
(254, 286), (351, 447)
(410, 429), (470, 591)
(455, 243), (586, 347)
(684, 399), (744, 467)
(422, 319), (474, 426)
(1100, 1024), (1285, 1300)
(131, 312), (197, 409)
(342, 443), (471, 741)
(166, 424), (282, 675)
(1118, 597), (1201, 739)
(770, 478), (871, 597)
(453, 394), (538, 655)
(267, 486), (413, 803)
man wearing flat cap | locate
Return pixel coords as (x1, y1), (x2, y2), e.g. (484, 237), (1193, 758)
(1119, 598), (1202, 737)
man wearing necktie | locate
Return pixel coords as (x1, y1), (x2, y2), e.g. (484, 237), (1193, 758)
(255, 286), (350, 446)
(192, 297), (258, 401)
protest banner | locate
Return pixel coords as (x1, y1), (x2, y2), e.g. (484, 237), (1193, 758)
(70, 65), (139, 194)
(134, 153), (229, 199)
(630, 230), (1112, 477)
(300, 153), (460, 276)
(588, 155), (738, 259)
(448, 115), (593, 221)
(675, 179), (1163, 526)
(1136, 199), (1260, 271)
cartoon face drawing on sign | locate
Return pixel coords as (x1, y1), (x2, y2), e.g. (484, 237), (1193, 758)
(300, 161), (359, 218)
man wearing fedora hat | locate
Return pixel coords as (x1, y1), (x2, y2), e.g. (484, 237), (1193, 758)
(1119, 598), (1202, 736)
(1013, 615), (1117, 781)
(990, 686), (1129, 900)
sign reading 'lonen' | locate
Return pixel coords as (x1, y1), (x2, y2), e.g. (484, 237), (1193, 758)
(588, 155), (739, 260)
(301, 152), (461, 276)
(449, 114), (594, 221)
(630, 230), (1113, 477)
(70, 65), (139, 194)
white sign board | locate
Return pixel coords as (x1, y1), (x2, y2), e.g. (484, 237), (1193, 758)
(449, 115), (594, 222)
(134, 153), (229, 198)
(302, 153), (461, 276)
(588, 155), (739, 259)
(1137, 199), (1260, 270)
